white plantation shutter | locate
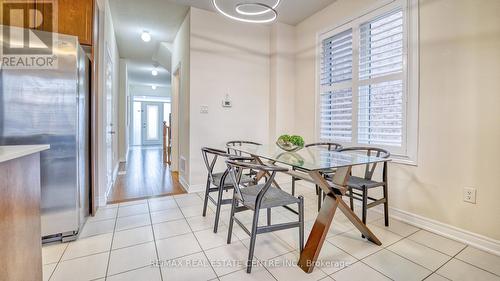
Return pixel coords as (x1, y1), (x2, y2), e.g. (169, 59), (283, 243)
(319, 6), (408, 154)
(320, 88), (353, 142)
(320, 29), (353, 142)
(320, 29), (353, 84)
(358, 80), (403, 145)
(358, 9), (404, 147)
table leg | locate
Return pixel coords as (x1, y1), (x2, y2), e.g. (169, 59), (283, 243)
(297, 167), (381, 273)
(337, 198), (381, 245)
(253, 156), (282, 189)
(297, 193), (338, 273)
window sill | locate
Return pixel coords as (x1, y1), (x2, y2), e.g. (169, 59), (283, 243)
(390, 154), (418, 166)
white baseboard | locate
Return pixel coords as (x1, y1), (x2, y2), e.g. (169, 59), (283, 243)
(113, 164), (119, 181)
(187, 184), (205, 193)
(356, 199), (500, 256)
(104, 183), (113, 204)
(178, 175), (205, 193)
(124, 146), (130, 163)
(178, 175), (189, 192)
(316, 188), (500, 256)
(98, 195), (107, 207)
(104, 164), (120, 205)
(387, 206), (500, 256)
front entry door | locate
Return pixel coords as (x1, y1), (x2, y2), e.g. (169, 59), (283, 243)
(141, 102), (163, 146)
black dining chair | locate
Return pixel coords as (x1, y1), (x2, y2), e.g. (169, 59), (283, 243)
(290, 142), (343, 211)
(336, 147), (390, 226)
(226, 140), (262, 155)
(226, 141), (262, 179)
(226, 158), (304, 273)
(201, 147), (254, 233)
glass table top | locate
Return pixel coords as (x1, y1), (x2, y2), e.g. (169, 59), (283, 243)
(227, 144), (389, 171)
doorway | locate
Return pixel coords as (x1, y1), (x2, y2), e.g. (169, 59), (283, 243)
(131, 96), (171, 147)
(142, 102), (163, 146)
(106, 95), (182, 204)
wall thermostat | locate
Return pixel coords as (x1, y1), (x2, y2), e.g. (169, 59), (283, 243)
(222, 94), (232, 108)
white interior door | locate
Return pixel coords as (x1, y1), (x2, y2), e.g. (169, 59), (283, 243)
(105, 50), (115, 191)
(141, 102), (163, 146)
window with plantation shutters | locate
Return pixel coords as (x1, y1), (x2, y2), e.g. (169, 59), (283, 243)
(318, 0), (419, 162)
(358, 9), (404, 147)
(320, 29), (353, 142)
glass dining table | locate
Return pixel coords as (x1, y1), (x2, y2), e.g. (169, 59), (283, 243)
(227, 143), (390, 273)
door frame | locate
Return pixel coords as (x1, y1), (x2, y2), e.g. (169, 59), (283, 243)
(104, 44), (115, 197)
(170, 64), (181, 172)
(90, 0), (100, 215)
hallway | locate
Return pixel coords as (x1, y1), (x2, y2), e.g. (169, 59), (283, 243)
(107, 147), (185, 204)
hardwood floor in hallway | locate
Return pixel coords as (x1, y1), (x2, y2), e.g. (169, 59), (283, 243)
(107, 146), (186, 204)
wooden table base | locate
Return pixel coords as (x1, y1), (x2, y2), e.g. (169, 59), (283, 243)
(298, 168), (382, 273)
(249, 156), (382, 273)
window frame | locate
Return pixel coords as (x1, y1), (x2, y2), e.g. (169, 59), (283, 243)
(315, 0), (419, 165)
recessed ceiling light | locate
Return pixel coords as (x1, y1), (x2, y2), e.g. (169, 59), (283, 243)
(152, 85), (157, 90)
(141, 31), (151, 42)
(152, 69), (158, 76)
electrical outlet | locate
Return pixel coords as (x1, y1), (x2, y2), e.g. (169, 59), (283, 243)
(463, 187), (476, 204)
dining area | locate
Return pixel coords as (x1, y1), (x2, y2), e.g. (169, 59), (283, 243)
(200, 138), (392, 275)
(41, 137), (497, 281)
(37, 0), (500, 279)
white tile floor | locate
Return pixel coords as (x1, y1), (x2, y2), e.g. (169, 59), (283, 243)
(42, 180), (500, 281)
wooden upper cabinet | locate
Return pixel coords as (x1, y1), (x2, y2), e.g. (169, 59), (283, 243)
(1, 0), (94, 45)
(37, 0), (94, 45)
(0, 0), (36, 28)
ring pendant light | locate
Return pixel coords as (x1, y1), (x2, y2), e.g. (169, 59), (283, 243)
(212, 0), (280, 23)
(235, 0), (281, 16)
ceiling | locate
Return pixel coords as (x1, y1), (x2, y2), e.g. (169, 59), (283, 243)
(109, 0), (189, 60)
(109, 0), (336, 88)
(168, 0), (337, 25)
(127, 60), (171, 87)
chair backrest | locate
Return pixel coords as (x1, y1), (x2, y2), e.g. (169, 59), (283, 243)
(201, 147), (230, 184)
(338, 147), (390, 180)
(226, 140), (262, 155)
(226, 159), (288, 208)
(305, 142), (343, 151)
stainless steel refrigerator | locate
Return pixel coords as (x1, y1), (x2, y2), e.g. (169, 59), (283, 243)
(0, 29), (90, 242)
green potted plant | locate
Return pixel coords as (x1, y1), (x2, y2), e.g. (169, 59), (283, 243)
(276, 134), (305, 152)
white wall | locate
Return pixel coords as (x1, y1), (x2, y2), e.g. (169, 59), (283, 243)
(270, 22), (296, 143)
(187, 7), (271, 190)
(295, 0), (500, 240)
(171, 11), (191, 183)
